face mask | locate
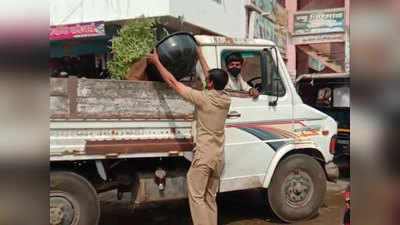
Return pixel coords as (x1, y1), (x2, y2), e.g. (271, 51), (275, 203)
(228, 68), (241, 77)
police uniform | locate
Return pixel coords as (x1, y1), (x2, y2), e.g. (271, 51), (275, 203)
(181, 87), (231, 225)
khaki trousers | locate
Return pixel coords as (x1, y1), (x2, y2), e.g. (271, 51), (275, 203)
(187, 162), (220, 225)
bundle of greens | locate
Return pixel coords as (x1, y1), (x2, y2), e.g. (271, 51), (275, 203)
(109, 18), (156, 80)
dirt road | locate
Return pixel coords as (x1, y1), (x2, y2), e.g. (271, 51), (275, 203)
(99, 179), (349, 225)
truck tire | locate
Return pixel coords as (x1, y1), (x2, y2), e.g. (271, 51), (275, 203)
(50, 171), (100, 225)
(267, 154), (326, 222)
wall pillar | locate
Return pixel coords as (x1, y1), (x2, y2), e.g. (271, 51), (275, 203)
(286, 0), (297, 81)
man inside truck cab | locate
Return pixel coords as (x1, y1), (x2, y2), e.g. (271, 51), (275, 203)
(147, 49), (231, 225)
(224, 52), (260, 98)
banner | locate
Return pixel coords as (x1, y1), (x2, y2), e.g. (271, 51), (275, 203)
(293, 8), (345, 36)
(50, 21), (105, 40)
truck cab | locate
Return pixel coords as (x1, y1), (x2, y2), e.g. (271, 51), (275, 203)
(195, 36), (339, 221)
(49, 35), (339, 225)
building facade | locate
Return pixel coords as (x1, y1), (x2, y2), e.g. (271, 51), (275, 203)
(49, 0), (251, 78)
(49, 0), (350, 81)
(285, 0), (350, 81)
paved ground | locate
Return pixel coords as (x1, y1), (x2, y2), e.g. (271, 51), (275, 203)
(99, 178), (349, 225)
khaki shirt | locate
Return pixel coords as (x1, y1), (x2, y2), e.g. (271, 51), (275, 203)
(224, 73), (252, 92)
(181, 87), (231, 175)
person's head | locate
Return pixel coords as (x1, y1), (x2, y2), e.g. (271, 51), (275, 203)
(225, 52), (244, 77)
(206, 69), (229, 90)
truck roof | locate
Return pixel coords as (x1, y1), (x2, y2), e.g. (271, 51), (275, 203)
(194, 35), (276, 47)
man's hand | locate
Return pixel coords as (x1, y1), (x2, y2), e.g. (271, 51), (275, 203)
(146, 49), (161, 65)
(249, 88), (260, 98)
(146, 49), (186, 96)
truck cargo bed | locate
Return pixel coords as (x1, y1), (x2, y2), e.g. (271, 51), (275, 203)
(50, 77), (195, 120)
(50, 77), (195, 161)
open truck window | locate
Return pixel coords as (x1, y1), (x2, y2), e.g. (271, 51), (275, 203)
(221, 51), (261, 91)
(221, 50), (285, 97)
(261, 49), (285, 97)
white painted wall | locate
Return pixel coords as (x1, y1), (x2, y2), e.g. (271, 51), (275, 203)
(50, 0), (248, 38)
(50, 0), (171, 25)
(169, 0), (247, 38)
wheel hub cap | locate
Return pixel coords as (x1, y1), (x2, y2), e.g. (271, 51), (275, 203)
(284, 170), (314, 207)
(50, 196), (75, 225)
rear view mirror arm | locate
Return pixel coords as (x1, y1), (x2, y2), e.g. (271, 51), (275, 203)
(269, 47), (279, 106)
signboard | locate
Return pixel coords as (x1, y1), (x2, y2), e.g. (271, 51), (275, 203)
(50, 21), (105, 40)
(291, 33), (345, 45)
(248, 11), (287, 54)
(248, 0), (276, 14)
(293, 8), (345, 36)
(249, 12), (275, 42)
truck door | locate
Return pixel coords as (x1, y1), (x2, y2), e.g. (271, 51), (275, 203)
(217, 47), (294, 192)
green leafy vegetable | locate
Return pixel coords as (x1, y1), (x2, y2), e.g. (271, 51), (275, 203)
(109, 18), (156, 80)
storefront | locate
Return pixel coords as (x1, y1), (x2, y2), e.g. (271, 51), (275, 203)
(49, 22), (119, 79)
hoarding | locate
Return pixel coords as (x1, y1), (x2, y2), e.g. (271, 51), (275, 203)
(50, 21), (106, 40)
(293, 8), (345, 36)
(248, 11), (287, 54)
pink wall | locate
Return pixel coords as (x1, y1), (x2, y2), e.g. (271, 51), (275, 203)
(345, 0), (350, 27)
(285, 0), (297, 81)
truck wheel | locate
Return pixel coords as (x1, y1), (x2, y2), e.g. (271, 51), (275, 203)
(50, 171), (100, 225)
(267, 154), (326, 222)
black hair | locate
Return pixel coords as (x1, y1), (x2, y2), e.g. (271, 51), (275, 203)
(225, 52), (244, 65)
(208, 68), (228, 90)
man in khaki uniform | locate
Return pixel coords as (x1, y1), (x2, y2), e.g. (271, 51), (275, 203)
(147, 48), (231, 225)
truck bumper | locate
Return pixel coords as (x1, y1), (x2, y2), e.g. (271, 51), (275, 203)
(325, 161), (339, 182)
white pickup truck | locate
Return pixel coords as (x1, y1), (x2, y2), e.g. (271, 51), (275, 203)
(49, 35), (338, 225)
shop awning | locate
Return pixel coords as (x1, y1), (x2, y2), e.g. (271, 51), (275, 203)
(50, 24), (118, 58)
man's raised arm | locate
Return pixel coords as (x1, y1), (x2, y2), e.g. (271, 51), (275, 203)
(196, 46), (210, 79)
(146, 49), (186, 96)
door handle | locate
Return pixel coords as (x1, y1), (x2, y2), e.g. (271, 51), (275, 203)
(227, 111), (241, 119)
